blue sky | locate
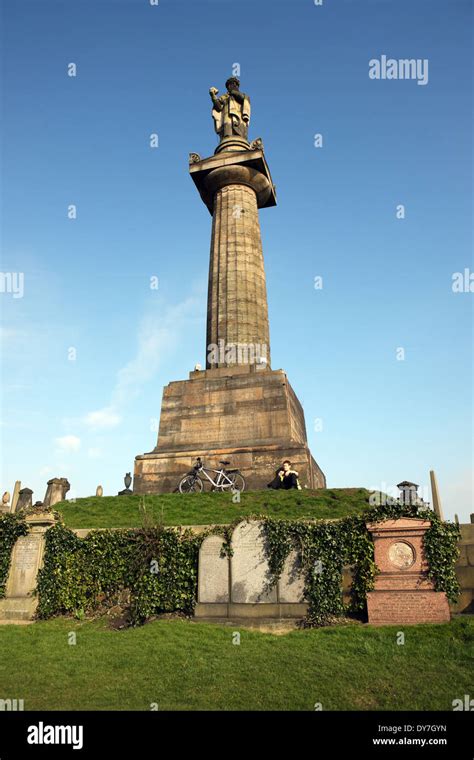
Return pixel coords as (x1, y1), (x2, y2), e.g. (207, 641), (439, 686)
(1, 0), (472, 519)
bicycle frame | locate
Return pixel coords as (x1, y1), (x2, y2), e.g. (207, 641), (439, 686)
(196, 465), (234, 489)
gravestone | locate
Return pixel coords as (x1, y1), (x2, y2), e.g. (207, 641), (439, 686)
(15, 488), (33, 512)
(366, 518), (450, 625)
(231, 521), (277, 604)
(7, 534), (42, 597)
(0, 511), (56, 621)
(196, 535), (229, 616)
(43, 477), (70, 508)
(195, 520), (308, 619)
(278, 549), (305, 603)
(11, 480), (21, 513)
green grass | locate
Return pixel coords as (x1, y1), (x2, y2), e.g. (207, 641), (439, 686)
(0, 616), (472, 710)
(56, 488), (374, 529)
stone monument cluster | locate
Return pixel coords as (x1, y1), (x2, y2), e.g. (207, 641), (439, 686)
(1, 478), (70, 514)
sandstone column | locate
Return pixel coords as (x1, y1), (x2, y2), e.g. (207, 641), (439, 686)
(190, 149), (276, 370)
(207, 182), (270, 368)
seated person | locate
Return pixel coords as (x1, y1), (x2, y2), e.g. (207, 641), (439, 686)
(267, 460), (302, 490)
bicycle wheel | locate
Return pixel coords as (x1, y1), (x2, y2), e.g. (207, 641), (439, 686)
(178, 474), (203, 494)
(226, 471), (246, 492)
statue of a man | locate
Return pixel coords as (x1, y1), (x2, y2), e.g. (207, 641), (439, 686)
(209, 77), (251, 142)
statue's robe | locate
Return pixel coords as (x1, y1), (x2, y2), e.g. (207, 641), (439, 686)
(212, 92), (251, 140)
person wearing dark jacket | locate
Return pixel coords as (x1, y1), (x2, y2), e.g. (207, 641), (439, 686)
(267, 460), (302, 490)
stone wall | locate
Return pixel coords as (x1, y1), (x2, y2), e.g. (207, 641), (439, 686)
(71, 522), (474, 615)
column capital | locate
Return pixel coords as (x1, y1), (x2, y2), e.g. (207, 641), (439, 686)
(189, 148), (277, 215)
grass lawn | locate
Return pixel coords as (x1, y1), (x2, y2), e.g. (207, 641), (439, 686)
(0, 616), (472, 711)
(55, 488), (375, 529)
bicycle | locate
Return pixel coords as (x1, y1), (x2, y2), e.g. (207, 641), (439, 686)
(178, 457), (246, 494)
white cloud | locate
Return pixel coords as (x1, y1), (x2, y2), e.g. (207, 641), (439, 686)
(81, 292), (203, 429)
(0, 327), (27, 342)
(87, 447), (102, 459)
(55, 435), (81, 453)
(39, 466), (54, 477)
(83, 407), (121, 430)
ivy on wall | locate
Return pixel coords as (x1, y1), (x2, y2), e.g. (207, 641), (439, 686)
(0, 514), (28, 598)
(263, 501), (461, 626)
(3, 500), (459, 627)
(35, 523), (202, 624)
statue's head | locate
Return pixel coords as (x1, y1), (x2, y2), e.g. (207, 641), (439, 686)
(225, 77), (240, 92)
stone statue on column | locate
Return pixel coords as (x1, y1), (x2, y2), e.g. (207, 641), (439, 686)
(209, 77), (251, 151)
(133, 75), (326, 494)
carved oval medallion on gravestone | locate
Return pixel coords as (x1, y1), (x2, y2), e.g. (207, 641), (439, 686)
(278, 549), (305, 603)
(198, 535), (229, 603)
(388, 541), (415, 570)
(231, 521), (277, 604)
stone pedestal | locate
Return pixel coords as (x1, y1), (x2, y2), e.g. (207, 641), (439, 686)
(134, 365), (325, 493)
(366, 519), (450, 626)
(0, 511), (56, 622)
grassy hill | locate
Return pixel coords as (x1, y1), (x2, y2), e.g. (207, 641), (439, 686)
(55, 488), (376, 529)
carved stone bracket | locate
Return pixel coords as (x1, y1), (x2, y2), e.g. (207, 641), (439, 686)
(189, 152), (201, 164)
(250, 137), (264, 152)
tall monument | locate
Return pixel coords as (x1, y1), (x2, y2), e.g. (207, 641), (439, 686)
(134, 78), (325, 492)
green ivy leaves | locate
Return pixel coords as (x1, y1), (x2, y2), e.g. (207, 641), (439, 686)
(263, 502), (461, 626)
(12, 500), (460, 628)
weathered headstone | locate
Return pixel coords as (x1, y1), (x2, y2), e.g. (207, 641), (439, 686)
(197, 535), (229, 603)
(96, 485), (103, 497)
(43, 478), (70, 508)
(15, 488), (33, 512)
(195, 520), (309, 619)
(366, 518), (450, 625)
(230, 521), (277, 603)
(430, 470), (444, 521)
(278, 549), (305, 603)
(11, 480), (21, 513)
(0, 511), (56, 621)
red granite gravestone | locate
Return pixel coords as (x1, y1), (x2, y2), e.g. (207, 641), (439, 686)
(366, 518), (450, 625)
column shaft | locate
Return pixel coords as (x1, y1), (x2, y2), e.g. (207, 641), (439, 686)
(206, 184), (270, 368)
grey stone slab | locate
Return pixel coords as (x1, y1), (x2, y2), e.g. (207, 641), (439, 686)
(278, 549), (305, 603)
(231, 520), (277, 603)
(198, 534), (229, 603)
(5, 532), (44, 598)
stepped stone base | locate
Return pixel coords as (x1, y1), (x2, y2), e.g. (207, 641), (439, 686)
(134, 365), (325, 494)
